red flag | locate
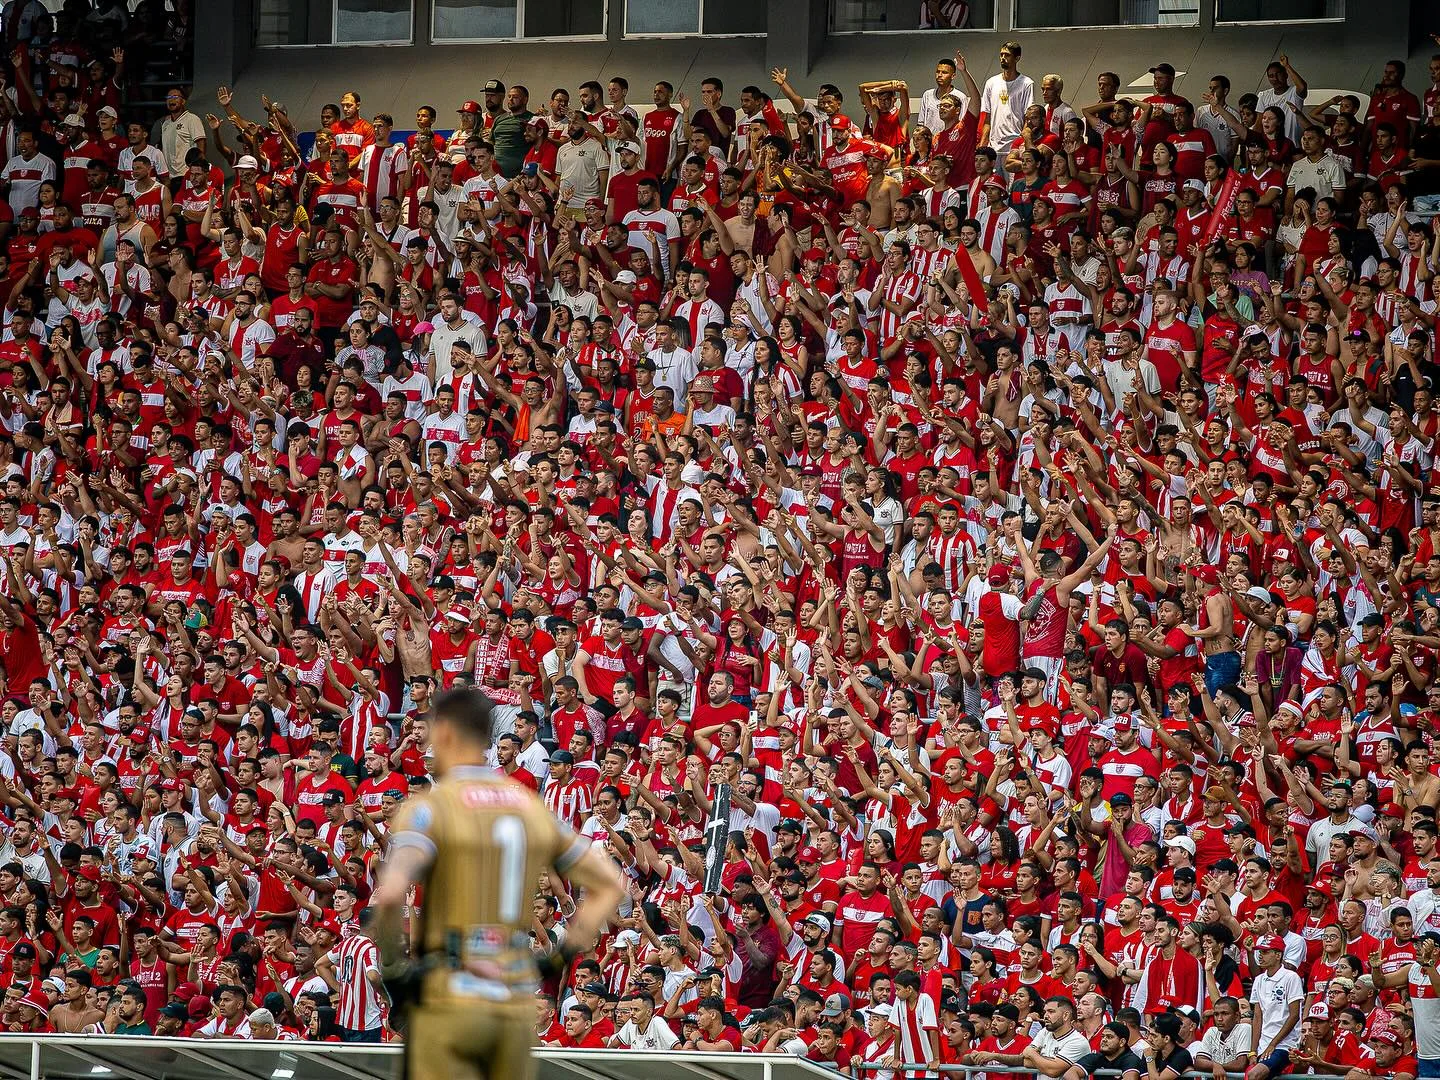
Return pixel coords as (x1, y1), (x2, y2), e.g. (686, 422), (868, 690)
(1203, 171), (1241, 246)
(952, 242), (988, 309)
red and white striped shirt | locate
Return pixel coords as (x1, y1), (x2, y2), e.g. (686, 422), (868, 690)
(358, 142), (409, 212)
(545, 776), (594, 830)
(890, 992), (939, 1074)
(329, 933), (386, 1032)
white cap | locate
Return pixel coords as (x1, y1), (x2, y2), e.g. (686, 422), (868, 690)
(62, 113), (85, 128)
(614, 270), (637, 285)
(1165, 835), (1197, 856)
(1183, 179), (1206, 194)
(97, 105), (118, 118)
(235, 155), (259, 170)
(868, 1003), (894, 1022)
(618, 141), (642, 156)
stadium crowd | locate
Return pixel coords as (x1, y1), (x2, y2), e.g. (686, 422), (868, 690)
(1, 0), (1440, 1072)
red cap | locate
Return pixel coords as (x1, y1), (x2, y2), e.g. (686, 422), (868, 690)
(1380, 802), (1407, 818)
(802, 247), (825, 262)
(829, 115), (851, 130)
(317, 918), (343, 938)
(187, 997), (211, 1020)
(74, 864), (101, 882)
(1111, 712), (1135, 731)
(18, 992), (48, 1016)
(1306, 878), (1335, 896)
(128, 728), (149, 744)
(585, 197), (604, 211)
(987, 565), (1010, 586)
(797, 847), (819, 863)
(458, 100), (481, 114)
(1254, 935), (1286, 952)
(1371, 1030), (1401, 1047)
(172, 982), (202, 1002)
(161, 778), (184, 793)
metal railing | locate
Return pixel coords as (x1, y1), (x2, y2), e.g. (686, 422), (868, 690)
(0, 1041), (843, 1080)
(854, 1061), (1315, 1080)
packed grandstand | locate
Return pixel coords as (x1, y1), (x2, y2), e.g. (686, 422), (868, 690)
(0, 0), (1438, 1073)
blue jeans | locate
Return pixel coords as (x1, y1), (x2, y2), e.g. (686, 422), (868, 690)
(1416, 1057), (1440, 1079)
(1205, 650), (1242, 697)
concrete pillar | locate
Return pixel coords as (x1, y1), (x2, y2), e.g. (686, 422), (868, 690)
(765, 0), (828, 75)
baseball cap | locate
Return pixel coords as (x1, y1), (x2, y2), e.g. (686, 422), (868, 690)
(776, 819), (803, 834)
(802, 247), (826, 262)
(161, 778), (184, 793)
(1165, 836), (1196, 856)
(829, 114), (851, 130)
(74, 864), (101, 882)
(1109, 792), (1133, 806)
(618, 141), (642, 157)
(1371, 1030), (1401, 1047)
(987, 565), (1010, 585)
(62, 113), (84, 128)
(550, 750), (575, 765)
(797, 846), (819, 863)
(1254, 935), (1286, 952)
(1183, 178), (1206, 194)
(236, 155), (259, 170)
(482, 80), (505, 94)
(458, 100), (481, 114)
(1380, 802), (1408, 818)
(97, 105), (118, 118)
(1308, 1001), (1330, 1021)
(868, 1002), (894, 1022)
(820, 992), (851, 1017)
(1111, 712), (1135, 731)
(316, 918), (342, 938)
(12, 942), (35, 959)
(580, 981), (609, 996)
(805, 913), (832, 934)
(322, 790), (346, 806)
(1149, 62), (1176, 76)
(159, 1001), (188, 1020)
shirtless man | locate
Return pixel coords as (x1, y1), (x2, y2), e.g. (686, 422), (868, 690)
(864, 154), (901, 230)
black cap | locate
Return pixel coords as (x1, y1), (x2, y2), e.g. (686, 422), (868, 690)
(160, 1002), (190, 1020)
(550, 750), (575, 765)
(483, 79), (505, 94)
(1149, 62), (1176, 75)
(776, 819), (803, 834)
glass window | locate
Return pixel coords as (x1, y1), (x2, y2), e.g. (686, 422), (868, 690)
(626, 0), (701, 34)
(334, 0), (413, 43)
(830, 0), (995, 31)
(1013, 0), (1197, 28)
(432, 0), (604, 39)
(1216, 0), (1340, 19)
(526, 0), (606, 36)
(433, 0), (517, 37)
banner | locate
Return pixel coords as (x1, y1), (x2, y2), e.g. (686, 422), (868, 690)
(1203, 170), (1242, 246)
(701, 783), (732, 895)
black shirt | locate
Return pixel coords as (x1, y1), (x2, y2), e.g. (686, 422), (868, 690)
(1075, 1048), (1145, 1077)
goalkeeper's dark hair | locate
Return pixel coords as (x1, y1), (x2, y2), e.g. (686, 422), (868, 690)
(432, 686), (498, 746)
